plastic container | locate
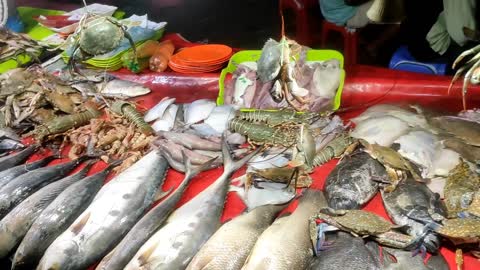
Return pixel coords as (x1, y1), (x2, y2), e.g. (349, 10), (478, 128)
(389, 45), (447, 75)
(217, 49), (345, 110)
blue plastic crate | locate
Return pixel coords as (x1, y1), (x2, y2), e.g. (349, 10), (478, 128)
(389, 46), (447, 75)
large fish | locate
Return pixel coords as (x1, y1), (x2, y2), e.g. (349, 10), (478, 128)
(125, 141), (258, 270)
(0, 156), (88, 219)
(241, 189), (327, 270)
(186, 204), (286, 270)
(0, 155), (57, 188)
(0, 144), (38, 171)
(12, 162), (118, 270)
(96, 154), (215, 270)
(0, 164), (92, 258)
(324, 152), (384, 210)
(37, 151), (169, 270)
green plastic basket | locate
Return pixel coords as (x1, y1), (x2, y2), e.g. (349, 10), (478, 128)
(217, 49), (345, 111)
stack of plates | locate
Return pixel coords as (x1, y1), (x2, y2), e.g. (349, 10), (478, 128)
(168, 44), (232, 73)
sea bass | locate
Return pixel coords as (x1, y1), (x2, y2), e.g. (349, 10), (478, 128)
(0, 156), (88, 219)
(0, 164), (92, 258)
(187, 204), (286, 270)
(37, 151), (168, 270)
(12, 163), (118, 270)
(0, 155), (56, 188)
(241, 189), (327, 270)
(125, 141), (258, 270)
(96, 155), (215, 270)
(0, 144), (38, 171)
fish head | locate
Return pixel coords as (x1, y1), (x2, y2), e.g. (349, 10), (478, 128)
(37, 237), (79, 270)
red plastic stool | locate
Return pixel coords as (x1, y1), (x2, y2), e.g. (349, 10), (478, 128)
(321, 20), (358, 67)
(279, 0), (320, 46)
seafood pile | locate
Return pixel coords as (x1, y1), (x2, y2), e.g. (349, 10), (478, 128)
(0, 27), (44, 64)
(224, 38), (343, 112)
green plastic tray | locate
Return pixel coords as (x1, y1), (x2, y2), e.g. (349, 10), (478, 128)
(217, 49), (345, 111)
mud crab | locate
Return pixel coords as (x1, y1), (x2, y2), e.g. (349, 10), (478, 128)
(309, 208), (422, 255)
(449, 44), (480, 109)
(359, 139), (421, 192)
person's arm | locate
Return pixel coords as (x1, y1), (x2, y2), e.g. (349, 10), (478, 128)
(345, 0), (371, 6)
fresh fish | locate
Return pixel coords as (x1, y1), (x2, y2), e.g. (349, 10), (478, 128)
(99, 79), (151, 98)
(351, 104), (428, 128)
(393, 130), (438, 177)
(204, 105), (236, 133)
(227, 132), (246, 145)
(381, 179), (446, 253)
(458, 109), (480, 123)
(125, 141), (258, 270)
(383, 247), (449, 270)
(184, 99), (216, 125)
(0, 138), (24, 153)
(37, 151), (169, 270)
(310, 60), (341, 99)
(0, 155), (56, 188)
(144, 97), (176, 122)
(187, 204), (286, 270)
(324, 152), (385, 210)
(96, 155), (214, 270)
(241, 189), (327, 270)
(308, 232), (382, 270)
(442, 138), (480, 164)
(152, 104), (178, 132)
(0, 156), (88, 219)
(12, 163), (118, 270)
(257, 39), (281, 82)
(191, 123), (222, 137)
(429, 147), (460, 177)
(0, 144), (38, 172)
(248, 150), (290, 171)
(350, 116), (410, 147)
(155, 139), (217, 165)
(0, 164), (92, 259)
(158, 131), (222, 151)
(243, 180), (296, 211)
(429, 116), (480, 146)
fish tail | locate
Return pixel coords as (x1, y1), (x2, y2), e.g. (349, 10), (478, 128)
(222, 135), (261, 175)
(183, 150), (217, 180)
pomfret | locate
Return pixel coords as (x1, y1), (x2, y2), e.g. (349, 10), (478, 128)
(184, 99), (216, 125)
(144, 97), (176, 122)
(429, 116), (480, 146)
(99, 79), (151, 98)
(0, 156), (88, 219)
(0, 155), (56, 188)
(125, 141), (258, 270)
(241, 189), (327, 270)
(187, 204), (286, 270)
(158, 131), (222, 151)
(37, 151), (168, 270)
(325, 152), (384, 210)
(152, 104), (179, 132)
(0, 144), (38, 172)
(0, 164), (92, 259)
(13, 163), (117, 270)
(96, 155), (214, 270)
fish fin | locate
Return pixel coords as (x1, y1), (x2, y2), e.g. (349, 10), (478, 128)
(71, 212), (90, 235)
(138, 242), (159, 266)
(154, 186), (174, 201)
(183, 150), (217, 180)
(222, 135), (261, 174)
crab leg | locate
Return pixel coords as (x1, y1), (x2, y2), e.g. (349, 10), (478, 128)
(453, 44), (480, 69)
(461, 58), (480, 109)
(456, 249), (464, 270)
(448, 65), (468, 94)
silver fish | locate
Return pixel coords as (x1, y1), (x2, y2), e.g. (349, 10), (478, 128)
(12, 162), (118, 270)
(37, 151), (168, 270)
(96, 155), (215, 270)
(0, 144), (38, 172)
(186, 204), (286, 270)
(158, 131), (222, 151)
(241, 189), (327, 270)
(184, 99), (216, 125)
(99, 79), (151, 98)
(144, 97), (176, 123)
(0, 164), (92, 259)
(125, 141), (258, 270)
(0, 155), (56, 189)
(0, 156), (88, 219)
(325, 152), (384, 210)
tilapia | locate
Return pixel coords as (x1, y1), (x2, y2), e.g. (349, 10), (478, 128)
(0, 156), (88, 219)
(96, 155), (215, 270)
(99, 79), (151, 98)
(383, 247), (449, 270)
(429, 116), (480, 146)
(350, 116), (410, 147)
(144, 97), (176, 122)
(324, 152), (385, 210)
(381, 179), (446, 253)
(158, 131), (222, 151)
(125, 142), (258, 270)
(0, 155), (56, 188)
(184, 99), (216, 125)
(0, 164), (92, 259)
(0, 144), (38, 172)
(308, 232), (382, 270)
(241, 189), (327, 270)
(187, 204), (286, 270)
(12, 163), (117, 270)
(37, 151), (168, 270)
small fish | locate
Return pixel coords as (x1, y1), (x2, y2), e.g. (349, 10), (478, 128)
(187, 204), (287, 270)
(0, 156), (88, 219)
(12, 162), (118, 270)
(0, 144), (38, 172)
(144, 97), (176, 122)
(99, 79), (151, 98)
(37, 151), (169, 270)
(124, 141), (258, 270)
(0, 155), (57, 188)
(96, 155), (214, 270)
(158, 131), (222, 151)
(242, 189), (327, 270)
(0, 164), (92, 259)
(184, 99), (216, 125)
(152, 104), (178, 132)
